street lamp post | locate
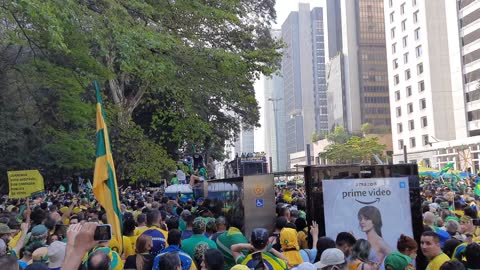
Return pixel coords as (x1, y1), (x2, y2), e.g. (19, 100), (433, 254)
(268, 97), (282, 172)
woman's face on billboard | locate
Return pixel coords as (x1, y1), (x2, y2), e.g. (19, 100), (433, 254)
(359, 215), (374, 232)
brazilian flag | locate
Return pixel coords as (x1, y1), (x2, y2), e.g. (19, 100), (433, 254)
(92, 81), (123, 254)
(475, 178), (480, 197)
(440, 161), (454, 175)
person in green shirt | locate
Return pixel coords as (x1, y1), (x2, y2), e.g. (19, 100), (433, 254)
(421, 231), (450, 270)
(215, 216), (248, 269)
(181, 218), (217, 259)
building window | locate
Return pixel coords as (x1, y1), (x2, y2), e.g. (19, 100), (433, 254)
(416, 45), (423, 57)
(391, 27), (396, 38)
(395, 90), (401, 100)
(403, 52), (409, 64)
(402, 20), (407, 31)
(407, 102), (413, 113)
(406, 86), (412, 96)
(417, 63), (423, 74)
(396, 106), (402, 117)
(405, 69), (411, 80)
(402, 36), (408, 47)
(421, 116), (428, 127)
(420, 98), (426, 109)
(414, 11), (419, 23)
(422, 134), (429, 146)
(410, 137), (416, 148)
(394, 75), (400, 85)
(418, 80), (425, 92)
(390, 12), (395, 23)
(392, 43), (397, 54)
(412, 0), (417, 6)
(401, 3), (405, 14)
(399, 139), (404, 150)
(389, 0), (393, 7)
(398, 123), (403, 133)
(393, 59), (399, 69)
(409, 120), (415, 130)
(414, 28), (420, 40)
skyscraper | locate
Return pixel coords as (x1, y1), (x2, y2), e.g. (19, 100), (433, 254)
(281, 3), (327, 166)
(325, 0), (391, 133)
(311, 8), (329, 132)
(264, 31), (288, 172)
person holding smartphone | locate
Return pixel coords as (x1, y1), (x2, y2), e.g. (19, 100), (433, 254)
(231, 228), (288, 270)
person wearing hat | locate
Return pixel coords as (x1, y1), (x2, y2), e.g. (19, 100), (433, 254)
(181, 218), (217, 259)
(47, 241), (66, 270)
(0, 221), (29, 258)
(459, 215), (479, 241)
(314, 248), (346, 270)
(382, 234), (418, 270)
(280, 221), (319, 267)
(29, 225), (49, 245)
(230, 264), (250, 270)
(231, 228), (288, 270)
(384, 252), (413, 270)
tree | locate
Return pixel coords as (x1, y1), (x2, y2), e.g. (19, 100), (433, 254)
(0, 0), (280, 181)
(320, 129), (386, 164)
(326, 126), (352, 144)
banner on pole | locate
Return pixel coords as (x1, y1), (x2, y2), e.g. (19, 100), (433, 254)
(8, 170), (45, 198)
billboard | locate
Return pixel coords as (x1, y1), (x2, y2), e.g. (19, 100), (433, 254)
(322, 177), (413, 263)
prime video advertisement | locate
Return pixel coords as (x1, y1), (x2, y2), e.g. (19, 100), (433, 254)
(322, 177), (413, 263)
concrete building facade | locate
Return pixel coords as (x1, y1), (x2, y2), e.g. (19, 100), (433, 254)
(385, 0), (457, 165)
(281, 3), (328, 167)
(264, 29), (288, 172)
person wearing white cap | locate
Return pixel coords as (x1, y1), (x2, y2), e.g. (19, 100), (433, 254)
(314, 248), (346, 270)
(47, 241), (66, 270)
(291, 262), (317, 270)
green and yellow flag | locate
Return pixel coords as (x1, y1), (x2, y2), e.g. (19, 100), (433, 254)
(474, 179), (480, 197)
(440, 161), (454, 175)
(93, 81), (123, 254)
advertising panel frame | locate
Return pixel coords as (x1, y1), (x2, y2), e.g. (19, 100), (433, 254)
(304, 164), (426, 269)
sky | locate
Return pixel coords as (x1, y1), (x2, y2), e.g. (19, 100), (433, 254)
(253, 0), (325, 152)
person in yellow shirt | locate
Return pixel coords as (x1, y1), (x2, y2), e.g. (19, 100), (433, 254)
(421, 231), (449, 270)
(135, 213), (147, 236)
(122, 218), (137, 259)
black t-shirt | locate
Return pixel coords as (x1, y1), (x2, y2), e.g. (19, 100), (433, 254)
(124, 253), (155, 270)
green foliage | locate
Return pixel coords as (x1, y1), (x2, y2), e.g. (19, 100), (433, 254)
(311, 131), (328, 142)
(320, 135), (386, 164)
(326, 126), (352, 144)
(0, 0), (280, 181)
(112, 125), (176, 183)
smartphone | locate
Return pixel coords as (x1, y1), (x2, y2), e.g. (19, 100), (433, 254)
(94, 224), (112, 241)
(251, 252), (265, 270)
(473, 219), (480, 226)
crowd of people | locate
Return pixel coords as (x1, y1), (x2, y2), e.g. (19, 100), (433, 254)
(0, 175), (478, 270)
